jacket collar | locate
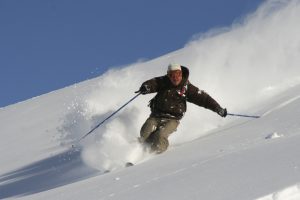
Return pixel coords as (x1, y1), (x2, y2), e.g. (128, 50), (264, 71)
(180, 66), (189, 86)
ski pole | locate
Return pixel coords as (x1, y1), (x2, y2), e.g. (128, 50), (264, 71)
(227, 113), (260, 118)
(77, 92), (141, 142)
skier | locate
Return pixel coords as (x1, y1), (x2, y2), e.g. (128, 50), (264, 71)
(137, 64), (227, 154)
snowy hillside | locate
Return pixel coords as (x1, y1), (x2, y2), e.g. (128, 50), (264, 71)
(1, 0), (300, 199)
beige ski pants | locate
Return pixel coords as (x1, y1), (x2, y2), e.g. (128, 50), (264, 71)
(140, 117), (179, 153)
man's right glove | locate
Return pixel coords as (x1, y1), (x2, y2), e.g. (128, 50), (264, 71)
(217, 108), (227, 118)
(138, 84), (151, 94)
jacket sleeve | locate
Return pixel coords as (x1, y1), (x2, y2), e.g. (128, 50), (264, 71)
(140, 76), (165, 93)
(186, 82), (222, 113)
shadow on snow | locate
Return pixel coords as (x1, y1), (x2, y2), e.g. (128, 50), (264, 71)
(0, 148), (101, 199)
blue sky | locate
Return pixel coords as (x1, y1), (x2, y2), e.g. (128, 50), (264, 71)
(0, 0), (262, 107)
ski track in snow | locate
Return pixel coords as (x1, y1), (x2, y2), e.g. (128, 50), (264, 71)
(262, 95), (300, 117)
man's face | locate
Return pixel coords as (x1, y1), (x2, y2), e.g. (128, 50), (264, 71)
(168, 70), (182, 86)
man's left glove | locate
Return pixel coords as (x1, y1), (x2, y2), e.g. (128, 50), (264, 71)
(217, 108), (227, 118)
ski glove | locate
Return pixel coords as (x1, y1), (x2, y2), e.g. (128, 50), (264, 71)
(138, 84), (151, 95)
(217, 108), (227, 117)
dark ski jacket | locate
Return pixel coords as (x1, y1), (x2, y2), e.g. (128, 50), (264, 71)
(141, 66), (222, 120)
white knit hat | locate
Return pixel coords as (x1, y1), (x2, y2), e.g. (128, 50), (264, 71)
(168, 63), (181, 71)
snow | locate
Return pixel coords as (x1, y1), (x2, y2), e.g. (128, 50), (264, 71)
(257, 185), (300, 200)
(265, 132), (283, 139)
(1, 0), (300, 199)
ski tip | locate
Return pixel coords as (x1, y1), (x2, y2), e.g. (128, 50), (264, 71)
(125, 162), (134, 167)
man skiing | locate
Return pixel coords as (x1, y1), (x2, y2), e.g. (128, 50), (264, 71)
(137, 64), (227, 154)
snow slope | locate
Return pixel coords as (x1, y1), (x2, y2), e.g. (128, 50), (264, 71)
(1, 0), (300, 199)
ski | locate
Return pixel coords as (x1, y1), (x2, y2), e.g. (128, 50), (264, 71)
(125, 162), (134, 167)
